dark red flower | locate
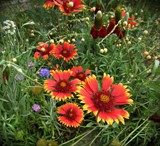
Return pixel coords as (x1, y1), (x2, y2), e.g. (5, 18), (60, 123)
(91, 25), (107, 39)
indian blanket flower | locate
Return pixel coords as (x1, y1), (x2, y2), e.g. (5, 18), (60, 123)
(71, 66), (90, 81)
(52, 42), (77, 62)
(39, 68), (50, 77)
(78, 73), (133, 125)
(44, 70), (80, 101)
(32, 104), (40, 112)
(55, 0), (85, 16)
(43, 0), (55, 10)
(57, 103), (84, 127)
(91, 10), (107, 39)
(34, 42), (55, 60)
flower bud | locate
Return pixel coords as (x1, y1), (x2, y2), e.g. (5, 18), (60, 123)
(94, 10), (103, 30)
(115, 6), (122, 24)
(36, 139), (47, 146)
(68, 1), (74, 8)
(31, 84), (43, 95)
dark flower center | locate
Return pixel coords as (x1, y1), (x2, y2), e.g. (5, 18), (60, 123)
(93, 91), (113, 112)
(76, 72), (86, 81)
(61, 49), (70, 57)
(66, 108), (76, 120)
(56, 80), (71, 93)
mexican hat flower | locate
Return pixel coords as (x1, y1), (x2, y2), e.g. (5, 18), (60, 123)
(34, 42), (55, 60)
(52, 42), (77, 62)
(55, 0), (85, 16)
(78, 73), (133, 125)
(106, 6), (137, 39)
(71, 66), (90, 81)
(43, 0), (55, 10)
(57, 103), (84, 127)
(44, 70), (80, 101)
(90, 10), (107, 39)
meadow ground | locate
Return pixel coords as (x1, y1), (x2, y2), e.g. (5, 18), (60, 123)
(0, 0), (160, 146)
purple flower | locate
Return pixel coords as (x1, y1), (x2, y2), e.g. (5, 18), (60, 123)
(39, 68), (50, 77)
(15, 75), (24, 81)
(28, 61), (34, 69)
(32, 104), (40, 112)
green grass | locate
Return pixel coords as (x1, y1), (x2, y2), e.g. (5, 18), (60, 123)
(0, 0), (160, 146)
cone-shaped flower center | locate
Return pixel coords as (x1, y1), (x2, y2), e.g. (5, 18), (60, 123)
(56, 80), (71, 92)
(93, 91), (113, 111)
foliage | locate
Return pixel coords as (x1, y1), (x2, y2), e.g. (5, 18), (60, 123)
(0, 0), (160, 146)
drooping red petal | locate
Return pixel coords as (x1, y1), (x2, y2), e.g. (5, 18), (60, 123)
(98, 25), (107, 38)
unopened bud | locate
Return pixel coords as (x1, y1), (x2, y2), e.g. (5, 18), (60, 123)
(68, 1), (74, 8)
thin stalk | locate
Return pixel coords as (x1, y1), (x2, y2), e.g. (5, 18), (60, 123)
(121, 118), (148, 144)
(89, 128), (104, 146)
(59, 126), (97, 146)
(123, 122), (149, 146)
(71, 126), (97, 146)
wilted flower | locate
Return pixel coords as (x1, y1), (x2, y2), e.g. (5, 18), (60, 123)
(27, 61), (34, 69)
(15, 75), (24, 81)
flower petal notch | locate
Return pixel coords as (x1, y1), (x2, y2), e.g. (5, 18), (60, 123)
(44, 70), (80, 101)
(78, 73), (133, 125)
(57, 103), (84, 127)
(52, 42), (77, 62)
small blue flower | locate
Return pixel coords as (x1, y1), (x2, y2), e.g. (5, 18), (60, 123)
(39, 68), (50, 77)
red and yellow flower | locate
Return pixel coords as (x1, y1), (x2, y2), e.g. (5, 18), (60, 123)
(57, 103), (84, 127)
(71, 66), (90, 81)
(44, 70), (80, 101)
(52, 42), (77, 62)
(34, 42), (55, 60)
(78, 73), (133, 125)
(55, 0), (85, 16)
(43, 0), (55, 10)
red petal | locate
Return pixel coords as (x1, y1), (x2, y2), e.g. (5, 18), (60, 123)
(102, 73), (113, 91)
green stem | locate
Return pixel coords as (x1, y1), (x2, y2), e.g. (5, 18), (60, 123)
(59, 126), (97, 146)
(121, 118), (148, 145)
(89, 128), (104, 146)
(123, 122), (149, 146)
